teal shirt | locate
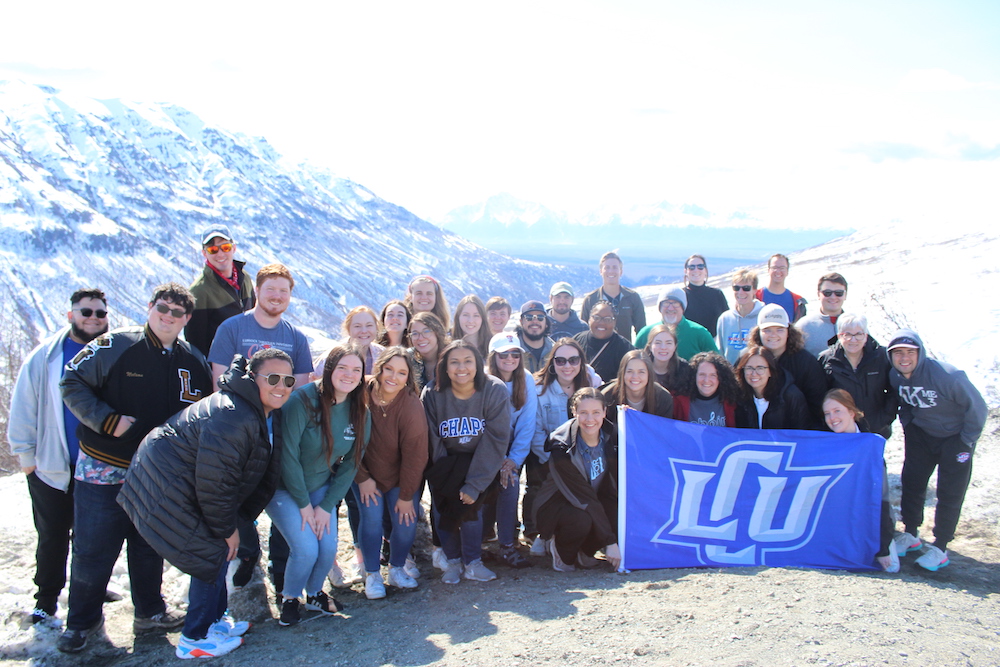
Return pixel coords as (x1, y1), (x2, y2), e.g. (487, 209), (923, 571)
(635, 317), (719, 360)
(279, 382), (371, 513)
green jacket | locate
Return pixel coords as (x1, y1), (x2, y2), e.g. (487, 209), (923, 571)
(185, 260), (256, 357)
(280, 382), (371, 512)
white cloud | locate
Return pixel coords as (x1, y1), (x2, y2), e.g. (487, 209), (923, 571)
(897, 68), (1000, 93)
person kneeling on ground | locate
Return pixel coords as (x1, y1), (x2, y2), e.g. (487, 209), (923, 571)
(118, 349), (294, 660)
(533, 387), (622, 572)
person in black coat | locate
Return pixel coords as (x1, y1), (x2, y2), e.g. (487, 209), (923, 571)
(818, 313), (897, 439)
(734, 346), (811, 430)
(118, 349), (294, 660)
(574, 300), (634, 383)
(748, 304), (827, 428)
(682, 254), (730, 334)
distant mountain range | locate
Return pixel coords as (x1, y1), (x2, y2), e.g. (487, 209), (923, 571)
(435, 192), (852, 284)
(0, 82), (590, 343)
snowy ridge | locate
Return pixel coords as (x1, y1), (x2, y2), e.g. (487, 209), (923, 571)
(0, 81), (590, 341)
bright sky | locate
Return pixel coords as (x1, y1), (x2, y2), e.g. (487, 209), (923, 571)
(2, 0), (998, 228)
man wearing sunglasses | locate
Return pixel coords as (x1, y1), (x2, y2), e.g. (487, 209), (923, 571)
(515, 300), (555, 373)
(57, 283), (212, 653)
(185, 225), (256, 357)
(9, 288), (110, 625)
(716, 270), (765, 365)
(799, 273), (849, 356)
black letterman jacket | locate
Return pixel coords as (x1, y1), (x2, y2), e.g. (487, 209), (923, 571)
(60, 324), (212, 469)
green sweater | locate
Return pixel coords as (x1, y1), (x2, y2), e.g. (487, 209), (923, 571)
(634, 317), (719, 361)
(279, 382), (371, 512)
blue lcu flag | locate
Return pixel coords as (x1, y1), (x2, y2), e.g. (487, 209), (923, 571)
(619, 409), (884, 571)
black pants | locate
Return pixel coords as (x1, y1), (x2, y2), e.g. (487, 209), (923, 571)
(542, 495), (606, 565)
(522, 453), (549, 537)
(238, 517), (289, 576)
(26, 473), (74, 613)
(900, 423), (974, 549)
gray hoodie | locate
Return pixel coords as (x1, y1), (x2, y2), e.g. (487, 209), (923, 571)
(716, 300), (764, 365)
(886, 328), (987, 445)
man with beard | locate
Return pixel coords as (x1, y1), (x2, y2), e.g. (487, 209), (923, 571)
(547, 282), (588, 340)
(207, 263), (313, 596)
(634, 287), (718, 360)
(516, 300), (555, 374)
(9, 289), (111, 625)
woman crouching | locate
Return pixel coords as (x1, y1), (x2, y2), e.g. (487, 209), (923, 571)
(533, 387), (622, 572)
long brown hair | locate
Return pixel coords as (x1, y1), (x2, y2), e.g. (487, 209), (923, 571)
(404, 275), (451, 329)
(451, 295), (491, 359)
(315, 344), (368, 469)
(748, 323), (805, 356)
(735, 346), (782, 401)
(409, 311), (449, 363)
(535, 337), (591, 396)
(644, 323), (681, 379)
(610, 350), (659, 414)
(372, 346), (419, 398)
(375, 299), (411, 347)
(488, 347), (527, 411)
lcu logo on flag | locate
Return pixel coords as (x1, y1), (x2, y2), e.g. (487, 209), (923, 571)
(619, 410), (884, 571)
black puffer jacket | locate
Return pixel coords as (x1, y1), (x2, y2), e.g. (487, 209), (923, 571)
(117, 356), (282, 582)
(735, 367), (811, 430)
(818, 338), (897, 439)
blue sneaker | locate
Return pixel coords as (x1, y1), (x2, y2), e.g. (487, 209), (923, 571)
(209, 613), (250, 637)
(892, 532), (922, 556)
(915, 545), (950, 572)
(176, 633), (243, 659)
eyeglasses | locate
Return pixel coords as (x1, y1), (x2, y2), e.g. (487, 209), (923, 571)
(410, 328), (433, 339)
(73, 307), (108, 318)
(522, 314), (546, 322)
(744, 366), (769, 376)
(258, 373), (295, 387)
(839, 332), (866, 341)
(497, 351), (522, 360)
(686, 263), (706, 270)
(732, 285), (753, 292)
(553, 355), (581, 366)
(154, 303), (187, 318)
(205, 242), (235, 255)
(821, 289), (846, 297)
(591, 316), (616, 323)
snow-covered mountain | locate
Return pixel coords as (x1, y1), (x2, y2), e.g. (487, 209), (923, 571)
(0, 81), (590, 342)
(436, 193), (852, 273)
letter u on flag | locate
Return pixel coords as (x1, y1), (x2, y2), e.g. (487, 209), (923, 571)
(618, 409), (884, 571)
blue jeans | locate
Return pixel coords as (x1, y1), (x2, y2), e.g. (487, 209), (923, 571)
(67, 481), (165, 631)
(353, 485), (418, 572)
(267, 486), (338, 599)
(434, 506), (484, 565)
(183, 563), (228, 640)
(497, 475), (521, 546)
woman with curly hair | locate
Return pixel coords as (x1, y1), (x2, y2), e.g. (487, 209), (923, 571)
(408, 311), (449, 393)
(672, 352), (740, 427)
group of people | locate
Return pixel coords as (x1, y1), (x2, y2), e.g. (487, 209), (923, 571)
(8, 231), (988, 659)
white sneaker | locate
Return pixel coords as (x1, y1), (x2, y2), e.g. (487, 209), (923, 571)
(209, 613), (250, 638)
(403, 556), (420, 579)
(892, 532), (922, 557)
(915, 545), (950, 571)
(388, 565), (418, 589)
(463, 559), (497, 582)
(550, 539), (575, 572)
(344, 562), (364, 585)
(364, 572), (386, 599)
(529, 535), (547, 557)
(432, 547), (449, 571)
(441, 558), (464, 584)
(328, 560), (347, 588)
(176, 633), (243, 659)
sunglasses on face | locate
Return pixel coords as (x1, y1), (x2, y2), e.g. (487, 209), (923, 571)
(497, 351), (522, 360)
(686, 263), (706, 270)
(821, 289), (846, 297)
(74, 307), (108, 318)
(153, 303), (187, 318)
(522, 314), (546, 322)
(553, 356), (581, 366)
(591, 316), (616, 323)
(205, 242), (235, 255)
(258, 373), (295, 387)
(732, 285), (753, 292)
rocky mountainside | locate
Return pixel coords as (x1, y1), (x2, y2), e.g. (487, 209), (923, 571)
(0, 81), (590, 342)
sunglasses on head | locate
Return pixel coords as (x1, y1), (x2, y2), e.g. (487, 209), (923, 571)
(732, 285), (753, 292)
(154, 303), (187, 318)
(553, 355), (581, 366)
(205, 242), (235, 255)
(821, 289), (845, 297)
(686, 263), (706, 270)
(497, 351), (522, 360)
(259, 373), (295, 387)
(74, 307), (108, 318)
